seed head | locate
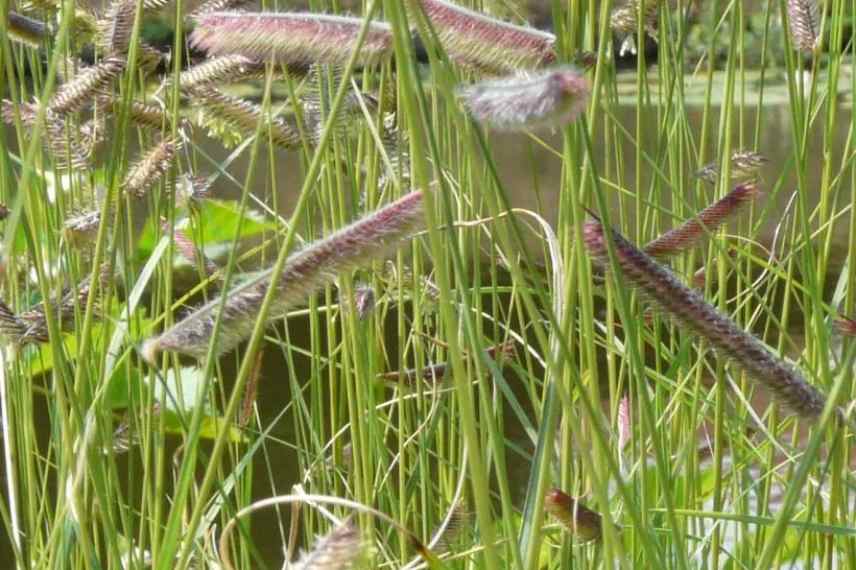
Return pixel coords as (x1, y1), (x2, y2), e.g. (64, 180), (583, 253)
(413, 0), (556, 73)
(123, 138), (178, 198)
(695, 150), (769, 184)
(353, 284), (375, 320)
(169, 55), (265, 91)
(458, 67), (590, 132)
(788, 0), (821, 54)
(544, 489), (603, 542)
(292, 521), (363, 570)
(8, 11), (48, 47)
(142, 191), (426, 363)
(48, 57), (125, 115)
(191, 85), (302, 149)
(583, 218), (828, 420)
(189, 11), (394, 66)
(834, 315), (856, 337)
(643, 183), (760, 258)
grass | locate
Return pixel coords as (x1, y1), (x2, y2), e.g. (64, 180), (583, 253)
(1, 0), (855, 568)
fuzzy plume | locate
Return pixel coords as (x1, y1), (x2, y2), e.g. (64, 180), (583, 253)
(141, 190), (426, 363)
(695, 150), (769, 184)
(191, 85), (302, 149)
(458, 67), (590, 132)
(8, 11), (48, 47)
(610, 0), (658, 36)
(189, 11), (394, 66)
(173, 55), (264, 90)
(583, 218), (828, 419)
(643, 183), (760, 258)
(292, 521), (363, 570)
(96, 0), (136, 54)
(412, 0), (555, 73)
(788, 0), (821, 53)
(544, 490), (603, 542)
(123, 138), (178, 198)
(48, 57), (125, 115)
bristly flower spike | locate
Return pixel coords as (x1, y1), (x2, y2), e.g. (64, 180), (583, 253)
(413, 0), (556, 73)
(172, 55), (264, 90)
(8, 12), (48, 47)
(788, 0), (821, 54)
(189, 11), (394, 66)
(545, 489), (604, 542)
(123, 138), (178, 198)
(142, 190), (426, 363)
(583, 218), (828, 419)
(47, 57), (125, 115)
(458, 67), (590, 132)
(643, 183), (760, 258)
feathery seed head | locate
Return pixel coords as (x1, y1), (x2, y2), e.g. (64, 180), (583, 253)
(545, 489), (603, 542)
(353, 284), (375, 320)
(189, 11), (394, 66)
(643, 183), (760, 258)
(48, 57), (125, 115)
(292, 521), (363, 570)
(123, 138), (178, 198)
(584, 218), (828, 419)
(64, 210), (104, 246)
(413, 0), (556, 74)
(458, 67), (590, 132)
(172, 55), (265, 91)
(143, 191), (426, 361)
(788, 0), (821, 54)
(610, 1), (658, 36)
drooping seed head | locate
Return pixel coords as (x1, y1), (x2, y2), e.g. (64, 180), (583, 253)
(458, 67), (590, 132)
(788, 0), (821, 54)
(189, 11), (394, 66)
(123, 138), (178, 198)
(292, 521), (363, 570)
(544, 489), (603, 542)
(353, 284), (375, 320)
(168, 55), (264, 91)
(8, 11), (48, 47)
(583, 218), (828, 420)
(48, 57), (125, 115)
(643, 183), (761, 258)
(834, 315), (856, 337)
(610, 0), (658, 36)
(412, 0), (556, 73)
(142, 190), (426, 363)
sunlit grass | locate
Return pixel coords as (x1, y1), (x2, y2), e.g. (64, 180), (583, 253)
(0, 0), (854, 569)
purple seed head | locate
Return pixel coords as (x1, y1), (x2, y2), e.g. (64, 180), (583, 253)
(143, 191), (426, 364)
(643, 183), (761, 258)
(189, 11), (394, 66)
(584, 218), (828, 420)
(458, 66), (590, 132)
(414, 0), (556, 73)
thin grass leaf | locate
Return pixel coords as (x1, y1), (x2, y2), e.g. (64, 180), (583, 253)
(189, 11), (394, 66)
(583, 218), (828, 419)
(142, 190), (426, 362)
